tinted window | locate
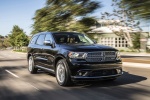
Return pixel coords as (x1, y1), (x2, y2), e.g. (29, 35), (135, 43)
(53, 33), (94, 44)
(45, 34), (53, 41)
(36, 34), (45, 45)
(30, 35), (38, 44)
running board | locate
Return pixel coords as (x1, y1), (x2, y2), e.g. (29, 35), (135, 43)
(36, 65), (55, 73)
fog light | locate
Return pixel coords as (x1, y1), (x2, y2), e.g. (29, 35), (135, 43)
(79, 72), (82, 76)
(116, 69), (121, 74)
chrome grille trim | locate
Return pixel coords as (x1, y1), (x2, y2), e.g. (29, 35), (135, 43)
(86, 51), (116, 62)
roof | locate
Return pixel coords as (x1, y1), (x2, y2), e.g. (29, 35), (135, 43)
(32, 31), (82, 37)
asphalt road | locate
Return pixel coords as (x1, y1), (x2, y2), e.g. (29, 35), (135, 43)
(121, 55), (150, 64)
(0, 50), (150, 100)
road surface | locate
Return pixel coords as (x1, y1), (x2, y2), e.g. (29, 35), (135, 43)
(122, 55), (150, 64)
(0, 50), (150, 100)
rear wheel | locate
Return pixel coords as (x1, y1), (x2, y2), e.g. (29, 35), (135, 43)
(28, 56), (38, 74)
(56, 59), (72, 86)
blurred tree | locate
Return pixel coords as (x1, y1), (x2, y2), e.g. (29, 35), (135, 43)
(0, 35), (11, 48)
(121, 0), (150, 20)
(15, 32), (29, 47)
(0, 35), (4, 38)
(9, 25), (29, 48)
(100, 0), (142, 47)
(0, 35), (4, 49)
(132, 32), (140, 51)
(32, 0), (101, 34)
(3, 37), (11, 48)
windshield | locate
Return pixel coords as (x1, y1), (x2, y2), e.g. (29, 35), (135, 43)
(53, 33), (94, 45)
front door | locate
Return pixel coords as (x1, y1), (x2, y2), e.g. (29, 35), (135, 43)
(42, 33), (56, 72)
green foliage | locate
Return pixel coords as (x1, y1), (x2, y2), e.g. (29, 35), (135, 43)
(15, 32), (29, 47)
(86, 33), (97, 40)
(32, 0), (101, 34)
(9, 25), (29, 47)
(132, 33), (140, 50)
(121, 0), (150, 20)
(119, 49), (125, 52)
(3, 38), (11, 47)
(0, 36), (11, 49)
(0, 36), (4, 49)
(0, 40), (2, 49)
(67, 18), (97, 33)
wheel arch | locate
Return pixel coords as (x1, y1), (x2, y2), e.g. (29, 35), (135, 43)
(54, 55), (66, 70)
(27, 53), (33, 61)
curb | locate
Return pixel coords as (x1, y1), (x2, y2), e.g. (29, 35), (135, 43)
(123, 62), (150, 69)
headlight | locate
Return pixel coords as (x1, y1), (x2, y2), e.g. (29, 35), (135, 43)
(116, 51), (121, 60)
(68, 52), (87, 59)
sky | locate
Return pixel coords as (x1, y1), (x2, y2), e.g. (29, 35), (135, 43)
(1, 0), (147, 36)
(0, 0), (45, 36)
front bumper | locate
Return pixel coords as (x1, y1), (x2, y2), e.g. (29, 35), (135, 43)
(68, 62), (123, 81)
(71, 71), (123, 81)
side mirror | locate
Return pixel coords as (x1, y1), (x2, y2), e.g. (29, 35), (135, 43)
(44, 40), (52, 46)
(92, 40), (97, 44)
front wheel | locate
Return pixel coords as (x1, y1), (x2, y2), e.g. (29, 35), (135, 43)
(28, 56), (38, 74)
(56, 59), (72, 86)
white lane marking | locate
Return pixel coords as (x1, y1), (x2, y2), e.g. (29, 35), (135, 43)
(5, 70), (20, 78)
(5, 70), (39, 90)
(27, 83), (39, 90)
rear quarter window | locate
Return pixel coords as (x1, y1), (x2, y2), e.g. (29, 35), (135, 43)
(30, 35), (38, 44)
(36, 34), (45, 45)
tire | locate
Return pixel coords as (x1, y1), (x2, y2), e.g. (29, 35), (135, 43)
(28, 56), (38, 74)
(56, 59), (72, 86)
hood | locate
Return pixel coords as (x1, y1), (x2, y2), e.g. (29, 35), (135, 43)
(59, 44), (117, 52)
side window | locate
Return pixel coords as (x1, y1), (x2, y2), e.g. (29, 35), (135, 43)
(36, 35), (45, 45)
(30, 35), (38, 44)
(45, 34), (53, 41)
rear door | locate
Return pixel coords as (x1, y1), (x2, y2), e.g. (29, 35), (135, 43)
(28, 35), (39, 65)
(34, 34), (46, 67)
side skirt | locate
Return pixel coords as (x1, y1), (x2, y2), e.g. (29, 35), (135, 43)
(36, 65), (55, 74)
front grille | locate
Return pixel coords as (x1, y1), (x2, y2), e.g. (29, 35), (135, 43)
(86, 57), (103, 62)
(86, 51), (116, 62)
(89, 69), (117, 77)
(104, 52), (116, 56)
(105, 57), (116, 61)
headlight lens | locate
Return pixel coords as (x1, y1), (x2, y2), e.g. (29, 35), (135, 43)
(68, 52), (87, 59)
(116, 51), (121, 60)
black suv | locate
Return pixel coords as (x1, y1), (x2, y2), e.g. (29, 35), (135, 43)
(27, 32), (122, 86)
